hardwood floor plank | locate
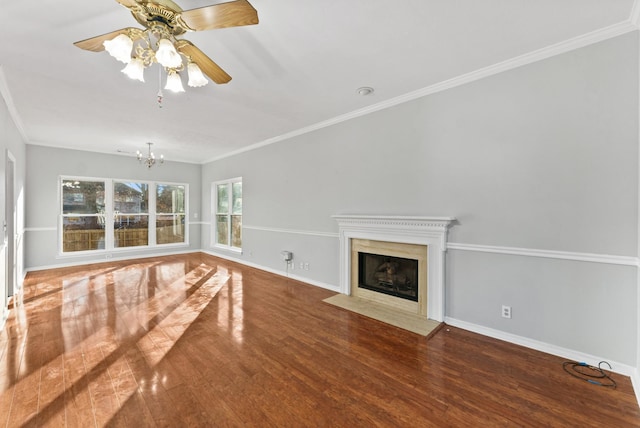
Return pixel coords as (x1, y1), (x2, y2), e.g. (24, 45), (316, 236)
(0, 252), (637, 427)
(35, 345), (66, 427)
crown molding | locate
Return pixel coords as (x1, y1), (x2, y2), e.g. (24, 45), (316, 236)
(630, 0), (640, 28)
(203, 20), (637, 164)
(0, 66), (29, 144)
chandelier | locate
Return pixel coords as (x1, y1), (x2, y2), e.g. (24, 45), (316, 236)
(137, 143), (164, 168)
(103, 23), (209, 93)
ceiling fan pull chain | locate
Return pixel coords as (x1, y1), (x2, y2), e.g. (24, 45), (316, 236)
(157, 65), (163, 108)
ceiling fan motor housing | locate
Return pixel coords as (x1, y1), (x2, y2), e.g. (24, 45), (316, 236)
(131, 1), (193, 35)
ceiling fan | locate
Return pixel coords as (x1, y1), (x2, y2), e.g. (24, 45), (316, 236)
(74, 0), (259, 90)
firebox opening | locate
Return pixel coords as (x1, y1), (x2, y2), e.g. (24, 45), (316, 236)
(358, 252), (419, 302)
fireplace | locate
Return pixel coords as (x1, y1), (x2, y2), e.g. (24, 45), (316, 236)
(350, 238), (428, 316)
(358, 252), (419, 302)
(334, 215), (454, 323)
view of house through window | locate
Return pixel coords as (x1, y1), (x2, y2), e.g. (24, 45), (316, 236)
(114, 182), (149, 248)
(214, 178), (242, 249)
(61, 177), (188, 253)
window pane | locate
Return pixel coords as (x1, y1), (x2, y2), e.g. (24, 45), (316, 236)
(217, 184), (229, 214)
(232, 182), (242, 215)
(157, 184), (185, 213)
(157, 214), (185, 244)
(231, 215), (242, 248)
(63, 216), (105, 252)
(114, 215), (148, 248)
(231, 182), (242, 214)
(216, 215), (229, 245)
(114, 182), (148, 214)
(62, 180), (105, 214)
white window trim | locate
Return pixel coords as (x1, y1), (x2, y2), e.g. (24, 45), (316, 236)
(212, 177), (242, 253)
(59, 176), (189, 256)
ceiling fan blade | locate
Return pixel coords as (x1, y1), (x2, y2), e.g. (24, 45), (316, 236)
(73, 28), (144, 52)
(180, 0), (258, 32)
(174, 40), (231, 84)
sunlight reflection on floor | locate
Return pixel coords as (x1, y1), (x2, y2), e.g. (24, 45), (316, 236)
(0, 259), (234, 426)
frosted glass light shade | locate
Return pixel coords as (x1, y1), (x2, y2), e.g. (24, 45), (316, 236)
(187, 62), (208, 87)
(165, 70), (185, 93)
(121, 57), (145, 82)
(155, 39), (182, 68)
(103, 34), (133, 63)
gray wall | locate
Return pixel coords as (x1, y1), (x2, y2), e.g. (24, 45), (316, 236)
(202, 33), (639, 366)
(25, 145), (202, 268)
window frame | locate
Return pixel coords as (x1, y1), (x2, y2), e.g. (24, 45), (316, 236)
(58, 175), (189, 256)
(212, 177), (242, 253)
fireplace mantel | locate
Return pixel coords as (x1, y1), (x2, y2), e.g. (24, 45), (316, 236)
(333, 215), (455, 322)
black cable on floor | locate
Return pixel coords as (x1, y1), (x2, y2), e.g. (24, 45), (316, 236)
(562, 361), (617, 388)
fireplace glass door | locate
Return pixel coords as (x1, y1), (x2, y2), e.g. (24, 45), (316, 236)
(358, 252), (419, 302)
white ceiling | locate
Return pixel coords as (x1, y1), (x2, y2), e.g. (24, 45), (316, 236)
(0, 0), (637, 164)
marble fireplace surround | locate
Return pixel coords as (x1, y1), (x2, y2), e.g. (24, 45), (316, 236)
(333, 215), (455, 323)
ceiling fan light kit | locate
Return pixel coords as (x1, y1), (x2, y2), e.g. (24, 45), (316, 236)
(187, 62), (208, 87)
(165, 69), (185, 93)
(154, 37), (182, 69)
(122, 57), (146, 82)
(104, 34), (135, 63)
(74, 0), (259, 95)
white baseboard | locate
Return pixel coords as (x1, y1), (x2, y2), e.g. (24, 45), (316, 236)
(445, 317), (636, 377)
(25, 248), (341, 293)
(631, 369), (640, 406)
(202, 249), (340, 293)
(24, 248), (198, 273)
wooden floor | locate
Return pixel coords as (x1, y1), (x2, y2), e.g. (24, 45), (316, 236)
(1, 253), (639, 427)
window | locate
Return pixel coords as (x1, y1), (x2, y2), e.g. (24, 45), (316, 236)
(62, 179), (106, 252)
(214, 178), (242, 250)
(114, 181), (149, 248)
(156, 184), (186, 244)
(60, 177), (188, 253)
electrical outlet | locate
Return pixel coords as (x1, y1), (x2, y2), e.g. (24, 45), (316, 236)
(299, 262), (304, 270)
(304, 262), (309, 270)
(502, 305), (512, 319)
